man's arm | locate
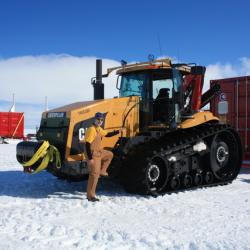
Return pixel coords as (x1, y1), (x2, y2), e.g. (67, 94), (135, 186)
(104, 127), (126, 137)
(105, 130), (120, 137)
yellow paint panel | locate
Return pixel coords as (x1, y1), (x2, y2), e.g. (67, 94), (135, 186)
(65, 96), (140, 160)
(180, 111), (219, 129)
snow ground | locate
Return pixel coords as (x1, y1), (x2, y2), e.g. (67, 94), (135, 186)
(0, 143), (250, 250)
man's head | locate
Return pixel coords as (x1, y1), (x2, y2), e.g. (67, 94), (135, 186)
(94, 112), (104, 126)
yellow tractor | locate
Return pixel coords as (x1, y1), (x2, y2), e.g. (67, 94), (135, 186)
(16, 58), (242, 195)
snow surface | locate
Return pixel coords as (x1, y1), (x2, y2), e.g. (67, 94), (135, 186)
(0, 143), (250, 250)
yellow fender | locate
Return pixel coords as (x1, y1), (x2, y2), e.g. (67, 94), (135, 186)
(180, 111), (219, 129)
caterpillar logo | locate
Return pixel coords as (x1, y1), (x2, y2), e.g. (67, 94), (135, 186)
(79, 127), (86, 141)
(219, 93), (227, 101)
(47, 112), (66, 118)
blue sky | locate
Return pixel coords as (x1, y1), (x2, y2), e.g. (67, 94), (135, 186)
(0, 0), (250, 129)
(0, 0), (249, 64)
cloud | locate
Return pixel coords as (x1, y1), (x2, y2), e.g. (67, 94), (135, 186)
(2, 54), (249, 104)
(0, 54), (120, 129)
(0, 55), (120, 105)
(0, 54), (250, 129)
(204, 57), (250, 92)
(240, 57), (250, 73)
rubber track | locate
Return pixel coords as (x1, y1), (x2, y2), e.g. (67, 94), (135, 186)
(156, 123), (240, 195)
(121, 123), (241, 196)
(157, 123), (231, 156)
(152, 180), (233, 197)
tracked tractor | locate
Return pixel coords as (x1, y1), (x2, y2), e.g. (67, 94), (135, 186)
(16, 58), (242, 195)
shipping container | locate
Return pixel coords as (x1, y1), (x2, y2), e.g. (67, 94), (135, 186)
(0, 112), (24, 139)
(210, 76), (250, 160)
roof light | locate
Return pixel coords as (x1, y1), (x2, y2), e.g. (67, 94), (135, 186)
(121, 60), (127, 66)
(148, 54), (155, 62)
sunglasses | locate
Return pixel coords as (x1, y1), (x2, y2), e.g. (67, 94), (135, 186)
(96, 118), (104, 121)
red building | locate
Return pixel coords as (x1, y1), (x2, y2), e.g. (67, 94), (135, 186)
(0, 112), (24, 140)
(210, 76), (250, 161)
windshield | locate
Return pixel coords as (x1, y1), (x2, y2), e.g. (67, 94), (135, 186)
(119, 73), (147, 98)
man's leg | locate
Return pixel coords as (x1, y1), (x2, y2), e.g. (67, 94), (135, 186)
(87, 157), (101, 199)
(100, 150), (113, 176)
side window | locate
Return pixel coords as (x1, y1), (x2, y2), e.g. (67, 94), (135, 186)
(172, 68), (182, 92)
(120, 73), (146, 98)
(152, 79), (173, 99)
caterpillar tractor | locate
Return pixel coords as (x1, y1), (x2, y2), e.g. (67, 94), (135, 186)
(16, 58), (243, 195)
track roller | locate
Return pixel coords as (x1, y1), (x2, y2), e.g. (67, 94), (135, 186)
(204, 171), (214, 184)
(170, 176), (181, 190)
(193, 172), (203, 186)
(183, 174), (192, 188)
(146, 156), (169, 193)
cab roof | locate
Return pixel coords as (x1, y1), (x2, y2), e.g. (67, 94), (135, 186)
(105, 58), (191, 76)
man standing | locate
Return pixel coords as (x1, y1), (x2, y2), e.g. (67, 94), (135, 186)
(84, 112), (123, 202)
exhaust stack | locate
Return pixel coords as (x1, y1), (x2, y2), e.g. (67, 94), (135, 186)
(93, 59), (104, 100)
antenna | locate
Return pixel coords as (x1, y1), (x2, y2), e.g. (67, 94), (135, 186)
(177, 49), (180, 63)
(157, 34), (163, 56)
(45, 96), (48, 111)
(9, 93), (15, 112)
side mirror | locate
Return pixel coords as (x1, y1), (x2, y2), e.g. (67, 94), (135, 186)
(218, 101), (228, 115)
(116, 75), (121, 90)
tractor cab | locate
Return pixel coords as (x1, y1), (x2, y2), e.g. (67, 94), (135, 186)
(100, 58), (218, 131)
(105, 58), (195, 130)
(118, 67), (183, 129)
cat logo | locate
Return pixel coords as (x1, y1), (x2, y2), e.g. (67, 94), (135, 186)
(219, 93), (227, 101)
(79, 128), (86, 141)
